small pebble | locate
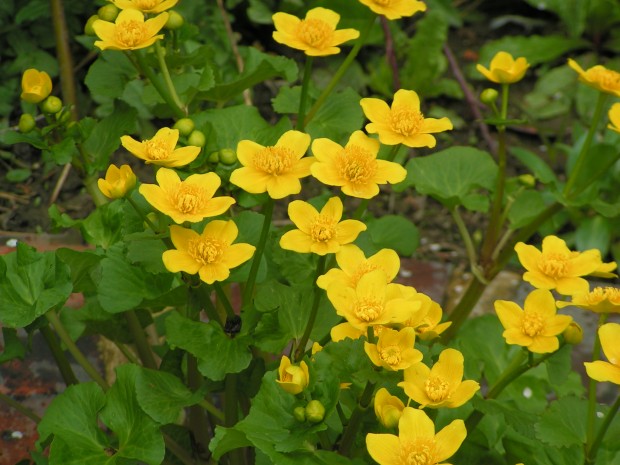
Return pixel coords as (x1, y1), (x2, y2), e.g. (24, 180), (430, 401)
(6, 238), (18, 247)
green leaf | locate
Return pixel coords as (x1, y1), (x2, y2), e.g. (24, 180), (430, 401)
(165, 312), (252, 381)
(472, 397), (539, 440)
(366, 215), (419, 256)
(56, 248), (103, 295)
(0, 327), (26, 362)
(126, 234), (168, 274)
(79, 201), (124, 248)
(85, 53), (137, 102)
(511, 147), (558, 185)
(575, 216), (612, 256)
(6, 168), (31, 182)
(0, 130), (48, 149)
(508, 190), (548, 229)
(535, 396), (588, 447)
(45, 138), (77, 165)
(522, 0), (588, 37)
(0, 243), (72, 328)
(545, 344), (572, 387)
(306, 88), (364, 141)
(398, 146), (497, 210)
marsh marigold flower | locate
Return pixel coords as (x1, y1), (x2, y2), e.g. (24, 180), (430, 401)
(374, 388), (405, 429)
(365, 327), (422, 371)
(112, 0), (178, 13)
(366, 407), (466, 465)
(311, 131), (406, 198)
(97, 164), (137, 199)
(568, 59), (620, 98)
(327, 269), (420, 330)
(584, 323), (620, 385)
(405, 296), (451, 340)
(557, 286), (620, 314)
(515, 235), (613, 295)
(276, 355), (309, 394)
(162, 221), (255, 284)
(21, 69), (53, 104)
(495, 289), (572, 353)
(272, 7), (359, 57)
(230, 130), (313, 199)
(608, 103), (620, 133)
(317, 245), (399, 290)
(399, 348), (479, 409)
(139, 168), (234, 223)
(358, 0), (426, 20)
(279, 197), (366, 255)
(93, 8), (168, 51)
(122, 127), (200, 167)
(360, 89), (453, 148)
(476, 51), (530, 84)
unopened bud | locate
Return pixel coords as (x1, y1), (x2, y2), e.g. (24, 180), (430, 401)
(97, 4), (119, 22)
(305, 400), (325, 423)
(188, 130), (206, 148)
(84, 15), (99, 36)
(165, 10), (184, 30)
(18, 114), (36, 133)
(517, 174), (536, 187)
(173, 118), (194, 137)
(563, 322), (583, 345)
(41, 96), (63, 115)
(480, 88), (499, 106)
(219, 148), (237, 165)
(293, 406), (306, 422)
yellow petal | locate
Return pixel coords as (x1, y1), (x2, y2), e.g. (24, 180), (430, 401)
(280, 229), (313, 253)
(434, 419), (467, 462)
(336, 219), (367, 244)
(495, 300), (522, 329)
(523, 289), (556, 318)
(272, 12), (300, 37)
(321, 196), (344, 221)
(432, 348), (464, 386)
(230, 167), (271, 194)
(446, 380), (480, 408)
(585, 361), (620, 384)
(398, 407), (435, 440)
(392, 89), (421, 113)
(277, 130), (311, 159)
(222, 243), (256, 269)
(266, 174), (302, 199)
(288, 200), (318, 232)
(169, 225), (198, 250)
(599, 323), (620, 365)
(312, 137), (344, 162)
(366, 433), (400, 465)
(202, 219), (238, 244)
(514, 242), (541, 271)
(306, 7), (340, 29)
(528, 336), (559, 353)
(360, 98), (391, 124)
(162, 250), (201, 274)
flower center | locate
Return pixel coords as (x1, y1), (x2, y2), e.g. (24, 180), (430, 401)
(355, 298), (383, 322)
(380, 345), (401, 367)
(538, 252), (569, 278)
(310, 215), (336, 242)
(144, 139), (171, 160)
(337, 145), (377, 185)
(296, 18), (333, 49)
(114, 19), (149, 48)
(174, 184), (206, 213)
(253, 146), (294, 175)
(401, 440), (436, 465)
(134, 0), (159, 8)
(521, 312), (544, 337)
(390, 109), (424, 136)
(424, 376), (449, 402)
(188, 236), (224, 265)
(590, 68), (620, 90)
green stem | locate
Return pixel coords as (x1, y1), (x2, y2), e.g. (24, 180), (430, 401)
(163, 433), (199, 465)
(450, 206), (485, 283)
(113, 341), (141, 365)
(40, 323), (79, 386)
(50, 0), (79, 120)
(353, 199), (370, 220)
(586, 313), (608, 449)
(45, 310), (109, 390)
(126, 195), (159, 232)
(225, 374), (247, 465)
(587, 393), (620, 464)
(133, 49), (185, 119)
(124, 309), (158, 369)
(192, 282), (224, 327)
(199, 398), (225, 422)
(296, 57), (314, 131)
(242, 198), (274, 303)
(84, 174), (109, 208)
(154, 41), (186, 114)
(304, 15), (375, 126)
(294, 255), (327, 362)
(338, 380), (376, 456)
(187, 353), (211, 454)
(0, 391), (41, 423)
(213, 282), (235, 318)
(564, 92), (608, 197)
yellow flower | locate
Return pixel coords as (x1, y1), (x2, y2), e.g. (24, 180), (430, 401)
(162, 221), (255, 284)
(366, 407), (466, 465)
(121, 127), (200, 167)
(398, 348), (479, 409)
(20, 69), (53, 104)
(230, 130), (313, 199)
(557, 286), (620, 314)
(326, 269), (421, 330)
(358, 0), (427, 20)
(568, 59), (620, 98)
(276, 355), (309, 394)
(112, 0), (178, 13)
(584, 323), (620, 385)
(374, 388), (405, 429)
(515, 235), (611, 295)
(272, 7), (359, 57)
(316, 245), (400, 290)
(97, 164), (137, 199)
(364, 327), (422, 371)
(406, 297), (451, 341)
(360, 89), (453, 148)
(495, 289), (572, 353)
(476, 51), (530, 84)
(139, 168), (235, 224)
(330, 322), (365, 342)
(311, 131), (407, 198)
(93, 8), (168, 51)
(279, 197), (366, 255)
(608, 103), (620, 133)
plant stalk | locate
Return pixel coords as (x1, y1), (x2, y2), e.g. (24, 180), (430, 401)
(338, 380), (376, 456)
(294, 255), (327, 362)
(242, 198), (274, 303)
(586, 314), (608, 450)
(124, 309), (158, 369)
(0, 391), (41, 423)
(296, 57), (314, 131)
(586, 393), (620, 464)
(39, 323), (79, 386)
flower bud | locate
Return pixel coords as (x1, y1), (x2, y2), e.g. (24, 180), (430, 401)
(480, 88), (499, 106)
(173, 118), (195, 137)
(21, 69), (53, 104)
(208, 151), (219, 163)
(165, 10), (184, 30)
(98, 4), (119, 22)
(84, 15), (99, 36)
(97, 164), (137, 199)
(563, 322), (583, 345)
(18, 114), (36, 133)
(188, 129), (206, 148)
(374, 388), (404, 428)
(276, 355), (309, 395)
(40, 96), (63, 115)
(305, 400), (325, 423)
(293, 406), (306, 422)
(517, 174), (536, 187)
(219, 148), (237, 165)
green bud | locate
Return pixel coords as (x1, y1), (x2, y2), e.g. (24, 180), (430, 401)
(97, 4), (119, 22)
(188, 130), (206, 148)
(84, 15), (99, 36)
(40, 96), (63, 115)
(517, 174), (536, 187)
(165, 10), (184, 30)
(305, 400), (325, 424)
(293, 406), (306, 422)
(219, 148), (237, 165)
(563, 322), (583, 345)
(173, 118), (195, 137)
(208, 151), (219, 163)
(18, 114), (36, 133)
(480, 88), (499, 105)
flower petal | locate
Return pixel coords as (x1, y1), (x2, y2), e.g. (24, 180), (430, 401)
(434, 419), (467, 462)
